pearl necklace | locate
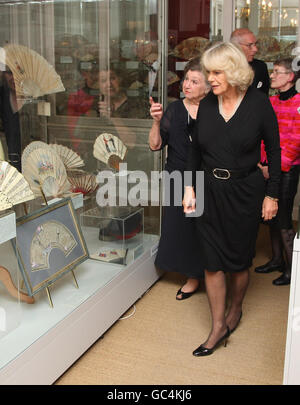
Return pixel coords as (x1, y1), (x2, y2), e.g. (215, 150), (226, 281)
(218, 94), (243, 122)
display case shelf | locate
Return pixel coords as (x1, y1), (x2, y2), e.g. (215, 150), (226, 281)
(0, 232), (161, 385)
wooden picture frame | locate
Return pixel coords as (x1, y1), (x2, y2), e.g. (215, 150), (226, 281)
(15, 198), (88, 296)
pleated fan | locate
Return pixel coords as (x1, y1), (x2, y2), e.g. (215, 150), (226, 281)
(0, 44), (65, 98)
(22, 148), (70, 198)
(93, 133), (127, 171)
(0, 160), (34, 211)
(21, 141), (50, 170)
(67, 169), (98, 196)
(49, 144), (85, 170)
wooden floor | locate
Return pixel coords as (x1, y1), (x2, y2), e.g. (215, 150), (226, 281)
(55, 224), (290, 385)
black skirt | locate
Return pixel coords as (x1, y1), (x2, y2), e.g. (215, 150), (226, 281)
(155, 169), (204, 279)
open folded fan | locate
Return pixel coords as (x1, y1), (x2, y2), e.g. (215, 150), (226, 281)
(67, 169), (98, 195)
(21, 140), (50, 170)
(93, 133), (127, 171)
(22, 147), (70, 198)
(49, 144), (85, 170)
(0, 44), (65, 98)
(0, 160), (34, 211)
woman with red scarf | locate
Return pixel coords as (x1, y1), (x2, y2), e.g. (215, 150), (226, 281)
(256, 58), (300, 286)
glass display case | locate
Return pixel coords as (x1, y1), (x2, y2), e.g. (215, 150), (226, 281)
(0, 0), (164, 384)
(81, 205), (144, 266)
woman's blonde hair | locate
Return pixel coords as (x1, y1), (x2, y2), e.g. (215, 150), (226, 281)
(201, 42), (254, 92)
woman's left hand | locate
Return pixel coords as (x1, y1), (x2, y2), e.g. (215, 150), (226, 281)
(262, 197), (278, 221)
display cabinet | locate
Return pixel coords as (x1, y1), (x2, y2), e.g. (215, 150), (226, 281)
(0, 0), (164, 385)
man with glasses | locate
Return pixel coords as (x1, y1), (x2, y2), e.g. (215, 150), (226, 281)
(230, 28), (270, 95)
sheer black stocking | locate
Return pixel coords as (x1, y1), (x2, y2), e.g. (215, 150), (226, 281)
(281, 228), (296, 276)
(226, 269), (249, 331)
(269, 224), (284, 264)
(203, 270), (227, 349)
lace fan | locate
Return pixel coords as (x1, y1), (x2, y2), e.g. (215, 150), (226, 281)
(49, 144), (85, 170)
(93, 133), (127, 171)
(67, 169), (98, 196)
(22, 148), (70, 198)
(0, 44), (65, 98)
(0, 160), (34, 211)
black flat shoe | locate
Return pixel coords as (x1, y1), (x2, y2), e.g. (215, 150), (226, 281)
(193, 327), (230, 357)
(176, 287), (197, 301)
(255, 260), (285, 274)
(228, 312), (242, 334)
(272, 273), (291, 286)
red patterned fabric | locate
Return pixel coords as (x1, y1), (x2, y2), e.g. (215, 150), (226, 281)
(261, 92), (300, 172)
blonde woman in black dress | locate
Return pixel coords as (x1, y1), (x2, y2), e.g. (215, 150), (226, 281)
(149, 57), (209, 300)
(183, 43), (281, 356)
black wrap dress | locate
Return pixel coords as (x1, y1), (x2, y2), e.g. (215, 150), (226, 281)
(153, 99), (203, 279)
(187, 88), (281, 273)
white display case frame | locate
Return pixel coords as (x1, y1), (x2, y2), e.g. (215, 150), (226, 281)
(283, 234), (300, 385)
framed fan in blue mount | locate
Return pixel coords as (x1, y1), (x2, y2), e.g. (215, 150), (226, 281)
(15, 198), (88, 306)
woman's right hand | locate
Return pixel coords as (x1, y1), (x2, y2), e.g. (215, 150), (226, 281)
(149, 97), (163, 122)
(183, 186), (196, 213)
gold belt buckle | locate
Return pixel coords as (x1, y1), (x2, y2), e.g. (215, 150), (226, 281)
(213, 168), (231, 180)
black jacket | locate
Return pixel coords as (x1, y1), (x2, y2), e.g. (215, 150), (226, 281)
(249, 58), (270, 96)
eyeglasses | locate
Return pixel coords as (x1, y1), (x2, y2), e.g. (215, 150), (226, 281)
(240, 41), (258, 49)
(271, 70), (291, 76)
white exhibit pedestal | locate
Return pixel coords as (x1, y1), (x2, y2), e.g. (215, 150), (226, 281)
(284, 236), (300, 384)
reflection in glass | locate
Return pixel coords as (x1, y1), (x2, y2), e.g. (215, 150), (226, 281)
(234, 0), (298, 63)
(167, 0), (224, 102)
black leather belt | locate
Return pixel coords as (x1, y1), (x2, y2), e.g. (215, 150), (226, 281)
(203, 164), (258, 180)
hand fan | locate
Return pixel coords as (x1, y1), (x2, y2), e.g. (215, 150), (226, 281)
(0, 160), (34, 211)
(22, 148), (70, 198)
(0, 44), (65, 98)
(49, 144), (85, 170)
(67, 169), (98, 195)
(93, 133), (127, 171)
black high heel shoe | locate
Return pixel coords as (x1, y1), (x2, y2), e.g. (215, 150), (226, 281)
(193, 326), (230, 357)
(176, 287), (198, 301)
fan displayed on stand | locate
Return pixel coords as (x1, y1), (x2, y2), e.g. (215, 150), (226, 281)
(49, 144), (85, 171)
(67, 169), (98, 196)
(0, 44), (65, 99)
(93, 133), (127, 171)
(0, 160), (35, 211)
(21, 140), (51, 170)
(22, 146), (70, 199)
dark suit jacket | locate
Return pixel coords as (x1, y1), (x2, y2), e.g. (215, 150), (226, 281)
(250, 58), (270, 96)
